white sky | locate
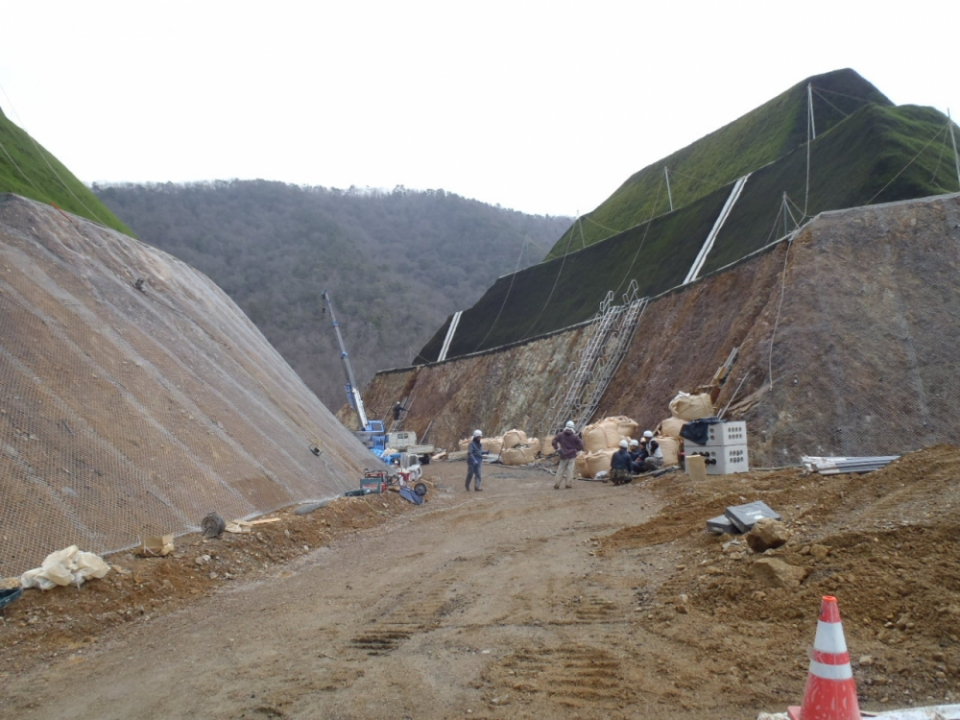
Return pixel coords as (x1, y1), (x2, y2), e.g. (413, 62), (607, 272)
(1, 1), (958, 217)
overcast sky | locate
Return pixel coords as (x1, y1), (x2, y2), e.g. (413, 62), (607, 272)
(2, 1), (958, 217)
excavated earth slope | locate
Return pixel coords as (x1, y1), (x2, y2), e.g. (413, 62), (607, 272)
(366, 193), (960, 465)
(0, 195), (373, 575)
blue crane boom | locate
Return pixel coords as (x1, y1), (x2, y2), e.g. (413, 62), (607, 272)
(321, 290), (386, 457)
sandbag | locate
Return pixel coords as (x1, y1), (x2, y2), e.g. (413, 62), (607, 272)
(655, 436), (679, 465)
(583, 449), (615, 478)
(609, 415), (639, 439)
(582, 423), (607, 453)
(657, 417), (685, 439)
(481, 437), (504, 455)
(600, 419), (622, 448)
(575, 452), (588, 477)
(527, 437), (541, 455)
(501, 446), (537, 466)
(458, 438), (470, 452)
(669, 392), (715, 421)
(502, 429), (529, 449)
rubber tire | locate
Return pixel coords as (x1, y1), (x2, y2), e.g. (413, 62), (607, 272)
(414, 482), (428, 497)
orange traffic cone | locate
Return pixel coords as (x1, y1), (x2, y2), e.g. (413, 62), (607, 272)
(788, 596), (861, 720)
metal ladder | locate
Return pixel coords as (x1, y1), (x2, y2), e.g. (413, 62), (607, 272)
(539, 281), (648, 437)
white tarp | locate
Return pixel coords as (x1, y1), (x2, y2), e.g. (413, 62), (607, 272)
(20, 545), (111, 590)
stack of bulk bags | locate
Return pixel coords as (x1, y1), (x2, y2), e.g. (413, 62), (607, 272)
(583, 416), (639, 452)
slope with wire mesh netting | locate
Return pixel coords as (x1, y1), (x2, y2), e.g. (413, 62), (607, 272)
(417, 70), (960, 363)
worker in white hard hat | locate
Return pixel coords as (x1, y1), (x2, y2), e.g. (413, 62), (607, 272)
(551, 420), (583, 489)
(628, 438), (644, 474)
(611, 439), (633, 485)
(466, 429), (484, 491)
(640, 430), (663, 472)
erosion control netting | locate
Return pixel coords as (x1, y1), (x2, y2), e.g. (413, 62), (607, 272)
(0, 195), (372, 575)
(728, 194), (960, 467)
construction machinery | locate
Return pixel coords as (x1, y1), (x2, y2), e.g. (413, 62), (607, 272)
(321, 290), (388, 459)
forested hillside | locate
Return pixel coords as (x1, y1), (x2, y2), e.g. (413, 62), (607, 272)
(95, 180), (570, 413)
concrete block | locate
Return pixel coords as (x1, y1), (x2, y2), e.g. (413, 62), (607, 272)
(724, 500), (781, 533)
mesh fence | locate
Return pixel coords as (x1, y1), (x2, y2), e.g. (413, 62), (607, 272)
(0, 195), (372, 576)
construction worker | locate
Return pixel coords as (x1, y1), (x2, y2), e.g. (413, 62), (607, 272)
(611, 439), (633, 485)
(551, 420), (583, 489)
(466, 429), (484, 491)
(640, 430), (664, 472)
(392, 402), (406, 421)
(628, 438), (645, 473)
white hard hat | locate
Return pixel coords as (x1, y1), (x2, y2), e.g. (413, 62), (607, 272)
(473, 429), (483, 437)
(565, 421), (575, 430)
(619, 439), (629, 448)
(643, 430), (654, 439)
(630, 439), (639, 447)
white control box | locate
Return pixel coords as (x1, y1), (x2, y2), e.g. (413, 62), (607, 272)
(688, 420), (746, 448)
(694, 444), (749, 474)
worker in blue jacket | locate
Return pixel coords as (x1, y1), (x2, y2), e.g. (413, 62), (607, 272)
(466, 429), (484, 491)
(611, 439), (634, 486)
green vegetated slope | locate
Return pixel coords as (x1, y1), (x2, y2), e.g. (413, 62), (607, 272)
(546, 68), (891, 260)
(702, 103), (959, 274)
(0, 107), (131, 234)
(419, 71), (960, 363)
(96, 181), (568, 411)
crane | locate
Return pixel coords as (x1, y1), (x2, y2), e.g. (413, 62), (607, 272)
(321, 290), (387, 458)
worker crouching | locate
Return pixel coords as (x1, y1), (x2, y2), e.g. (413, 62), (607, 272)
(611, 440), (633, 485)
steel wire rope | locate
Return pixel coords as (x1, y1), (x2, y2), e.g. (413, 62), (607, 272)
(662, 166), (727, 198)
(469, 232), (530, 353)
(0, 82), (109, 227)
(812, 85), (882, 105)
(767, 228), (798, 390)
(804, 92), (814, 216)
(610, 178), (664, 298)
(865, 123), (948, 206)
(926, 128), (959, 192)
(762, 199), (787, 247)
(517, 217), (580, 341)
(0, 136), (48, 200)
(582, 214), (622, 236)
(812, 88), (852, 120)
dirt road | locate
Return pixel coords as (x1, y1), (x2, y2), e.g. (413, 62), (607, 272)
(2, 449), (960, 719)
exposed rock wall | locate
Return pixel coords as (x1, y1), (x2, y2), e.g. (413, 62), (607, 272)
(0, 195), (372, 574)
(363, 326), (592, 451)
(366, 194), (960, 465)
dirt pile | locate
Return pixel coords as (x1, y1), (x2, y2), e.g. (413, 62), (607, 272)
(604, 444), (960, 708)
